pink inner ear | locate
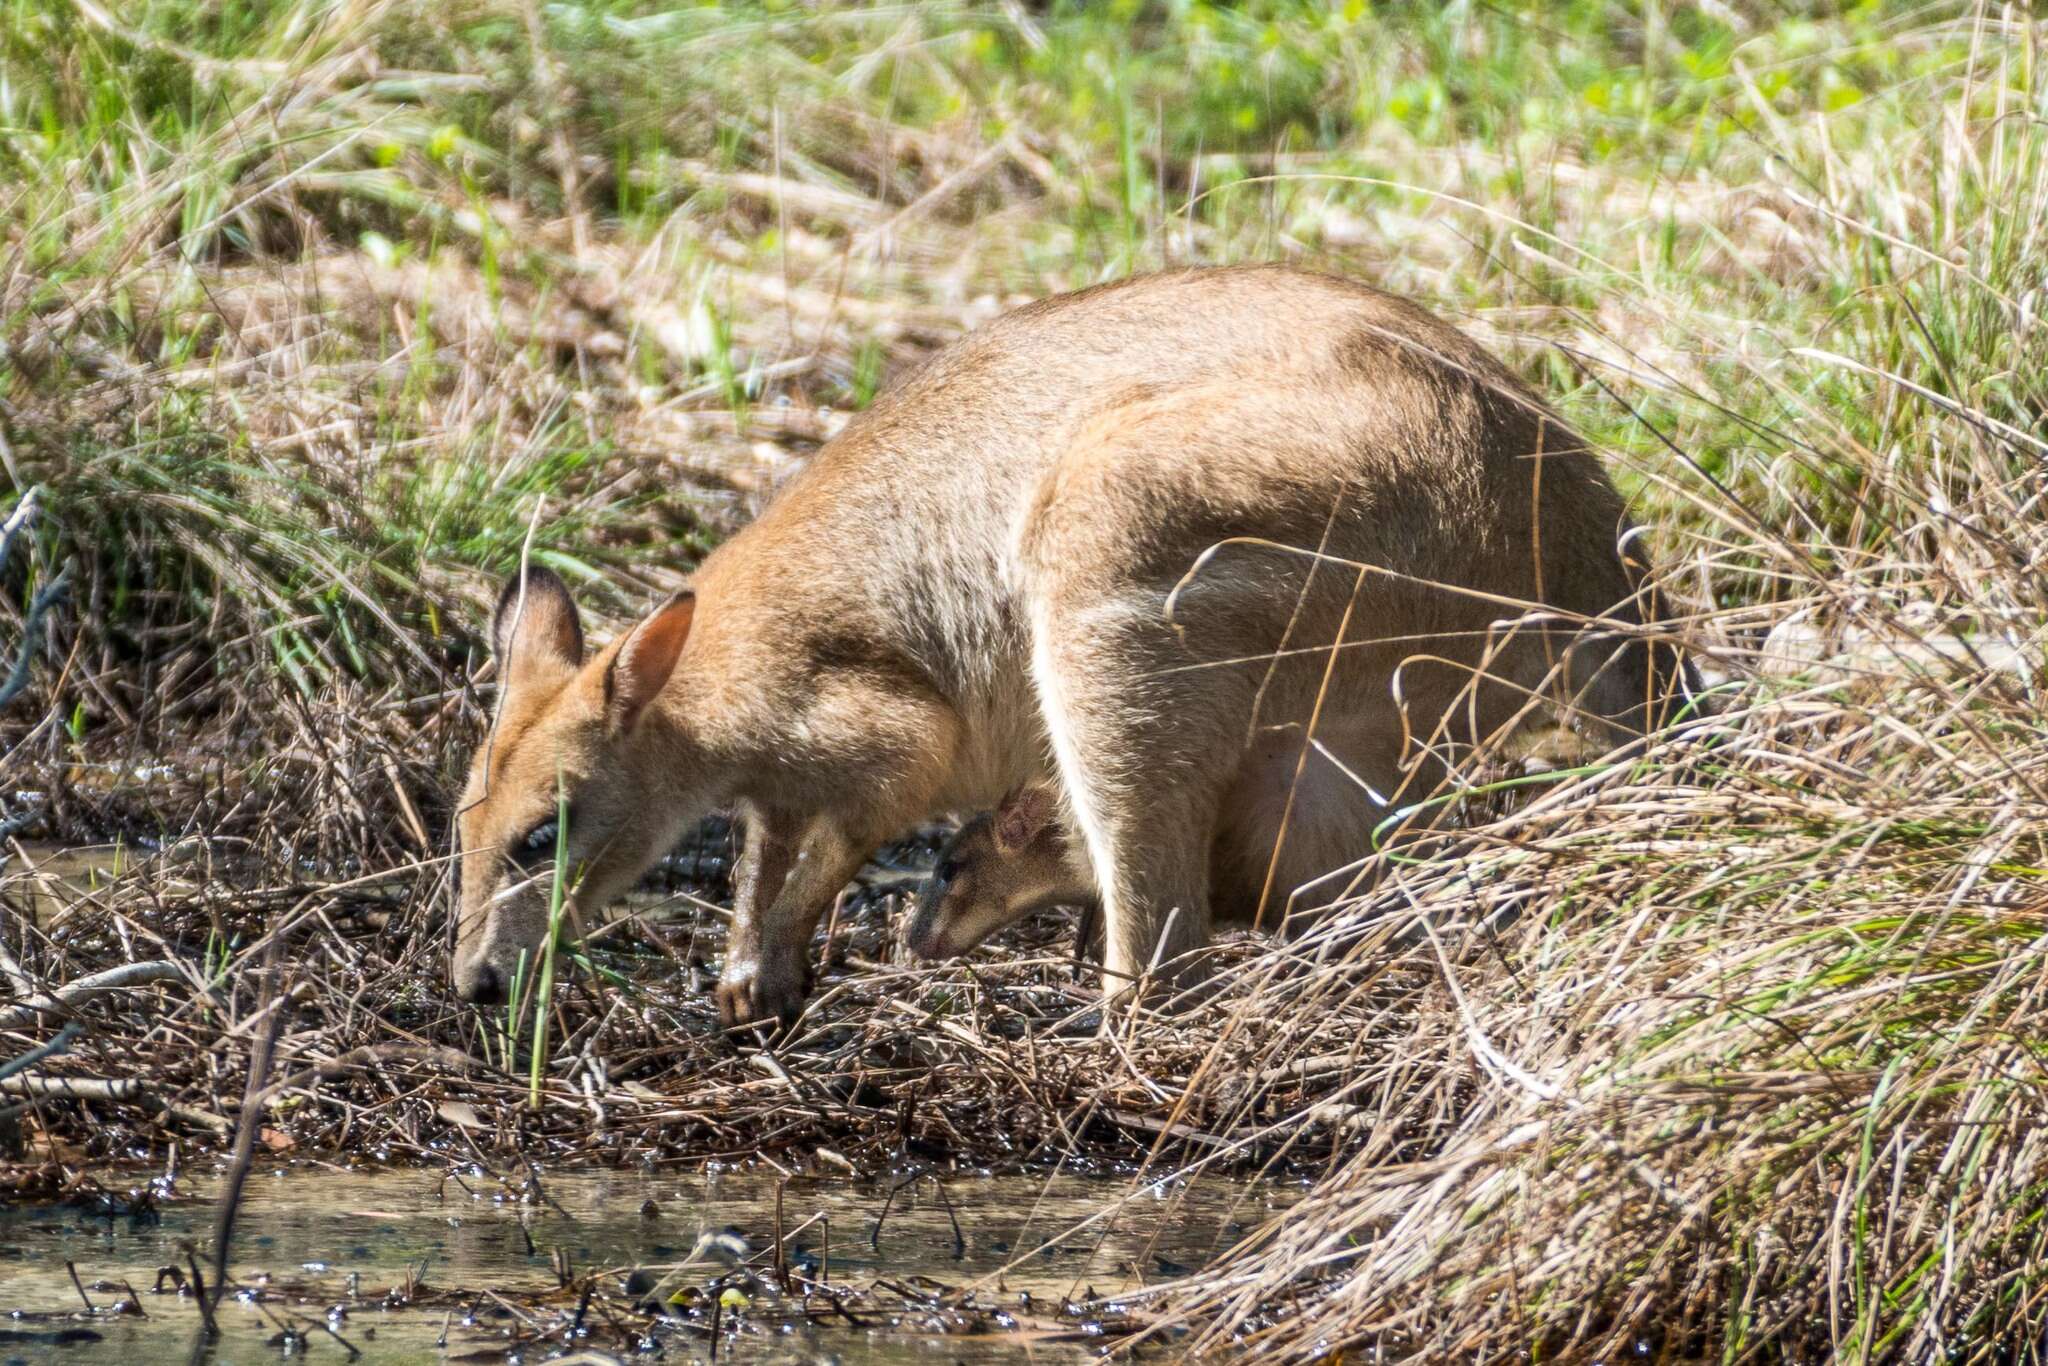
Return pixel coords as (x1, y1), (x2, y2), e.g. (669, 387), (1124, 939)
(610, 592), (695, 728)
(996, 785), (1055, 852)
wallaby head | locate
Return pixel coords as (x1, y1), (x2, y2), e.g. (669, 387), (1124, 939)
(452, 566), (702, 1005)
(907, 784), (1089, 960)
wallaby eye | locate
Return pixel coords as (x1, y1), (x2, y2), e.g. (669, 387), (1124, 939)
(934, 857), (961, 883)
(517, 819), (560, 861)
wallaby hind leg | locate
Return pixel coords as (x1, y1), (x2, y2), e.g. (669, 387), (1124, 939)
(1208, 720), (1407, 931)
(1029, 592), (1230, 1009)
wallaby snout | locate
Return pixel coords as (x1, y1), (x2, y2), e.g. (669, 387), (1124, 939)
(455, 955), (507, 1007)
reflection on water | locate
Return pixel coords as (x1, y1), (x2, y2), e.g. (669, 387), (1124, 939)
(0, 1165), (1288, 1362)
(2, 842), (135, 927)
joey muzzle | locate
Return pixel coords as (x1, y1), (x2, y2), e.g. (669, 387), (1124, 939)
(907, 818), (984, 959)
(458, 959), (506, 1007)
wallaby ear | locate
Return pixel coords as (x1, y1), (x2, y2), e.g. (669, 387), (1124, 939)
(493, 565), (583, 674)
(992, 784), (1057, 855)
(606, 590), (695, 732)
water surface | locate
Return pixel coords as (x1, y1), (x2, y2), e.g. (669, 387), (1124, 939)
(2, 1164), (1283, 1362)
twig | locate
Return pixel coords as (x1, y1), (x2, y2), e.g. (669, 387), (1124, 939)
(206, 964), (288, 1316)
(0, 488), (40, 579)
(0, 1072), (232, 1131)
(0, 1018), (83, 1083)
(867, 1172), (963, 1258)
(0, 938), (33, 999)
(0, 565), (69, 713)
(184, 1248), (218, 1343)
(1, 1073), (145, 1100)
(0, 960), (189, 1029)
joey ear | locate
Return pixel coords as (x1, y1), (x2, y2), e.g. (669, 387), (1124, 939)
(605, 590), (695, 732)
(992, 784), (1058, 855)
(493, 565), (584, 673)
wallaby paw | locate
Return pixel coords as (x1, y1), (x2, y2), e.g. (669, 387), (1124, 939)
(715, 949), (813, 1031)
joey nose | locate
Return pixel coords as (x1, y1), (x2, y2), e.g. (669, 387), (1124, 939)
(904, 916), (950, 960)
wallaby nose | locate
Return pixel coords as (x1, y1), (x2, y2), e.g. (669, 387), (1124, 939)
(461, 961), (505, 1006)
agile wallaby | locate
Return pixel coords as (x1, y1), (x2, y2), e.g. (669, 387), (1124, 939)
(907, 721), (1405, 960)
(907, 785), (1087, 962)
(452, 265), (1690, 1026)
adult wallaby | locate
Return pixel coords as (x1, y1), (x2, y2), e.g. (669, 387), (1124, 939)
(452, 265), (1689, 1026)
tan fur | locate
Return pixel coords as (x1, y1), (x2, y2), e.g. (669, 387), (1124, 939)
(452, 265), (1688, 1022)
(906, 723), (1404, 960)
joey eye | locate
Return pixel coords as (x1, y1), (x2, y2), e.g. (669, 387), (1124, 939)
(934, 857), (961, 883)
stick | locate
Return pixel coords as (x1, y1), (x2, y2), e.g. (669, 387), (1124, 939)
(185, 1249), (218, 1342)
(0, 1019), (82, 1083)
(0, 566), (69, 712)
(0, 960), (188, 1029)
(0, 482), (68, 717)
(1, 1074), (143, 1100)
(774, 1179), (786, 1291)
(0, 1074), (233, 1132)
(206, 967), (288, 1322)
(0, 488), (40, 574)
(0, 938), (34, 998)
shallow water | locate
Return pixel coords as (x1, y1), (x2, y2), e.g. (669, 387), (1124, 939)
(0, 1165), (1285, 1362)
(3, 842), (137, 927)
